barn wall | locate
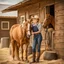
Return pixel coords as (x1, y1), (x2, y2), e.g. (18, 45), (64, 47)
(18, 2), (40, 21)
(18, 0), (54, 21)
(40, 0), (55, 41)
(17, 0), (55, 48)
(18, 0), (55, 40)
(55, 0), (64, 59)
(0, 18), (17, 40)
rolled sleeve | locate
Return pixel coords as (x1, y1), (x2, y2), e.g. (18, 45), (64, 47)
(37, 23), (42, 31)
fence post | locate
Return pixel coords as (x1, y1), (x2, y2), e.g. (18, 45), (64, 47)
(1, 37), (10, 48)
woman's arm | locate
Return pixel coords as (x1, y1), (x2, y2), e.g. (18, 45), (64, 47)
(32, 31), (40, 35)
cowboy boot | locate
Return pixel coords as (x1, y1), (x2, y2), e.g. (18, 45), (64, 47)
(36, 52), (40, 62)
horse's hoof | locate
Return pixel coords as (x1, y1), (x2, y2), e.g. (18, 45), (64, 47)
(25, 60), (29, 63)
(17, 59), (20, 61)
(14, 58), (20, 61)
(18, 58), (20, 60)
(12, 58), (15, 61)
(21, 59), (24, 61)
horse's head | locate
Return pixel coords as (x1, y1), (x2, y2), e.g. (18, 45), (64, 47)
(43, 14), (53, 28)
(24, 19), (31, 38)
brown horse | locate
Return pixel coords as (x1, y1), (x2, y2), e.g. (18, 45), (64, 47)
(43, 14), (55, 50)
(10, 20), (31, 61)
(43, 14), (55, 29)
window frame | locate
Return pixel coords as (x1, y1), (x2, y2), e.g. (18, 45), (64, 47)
(20, 15), (25, 24)
(1, 21), (9, 30)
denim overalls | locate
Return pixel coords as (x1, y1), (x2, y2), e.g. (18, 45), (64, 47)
(32, 24), (42, 52)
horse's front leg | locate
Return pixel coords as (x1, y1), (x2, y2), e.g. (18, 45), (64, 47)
(25, 44), (29, 62)
(21, 45), (24, 61)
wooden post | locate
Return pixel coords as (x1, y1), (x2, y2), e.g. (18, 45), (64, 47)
(55, 0), (64, 59)
(52, 31), (55, 50)
(1, 37), (10, 48)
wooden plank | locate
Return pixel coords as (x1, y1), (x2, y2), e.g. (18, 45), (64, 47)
(55, 24), (64, 30)
(55, 43), (64, 49)
(55, 10), (64, 17)
(55, 0), (64, 4)
(18, 2), (39, 18)
(54, 36), (64, 41)
(46, 0), (55, 6)
(55, 15), (64, 20)
(55, 49), (64, 56)
(55, 30), (64, 37)
(55, 2), (64, 11)
(55, 18), (64, 24)
(54, 39), (64, 44)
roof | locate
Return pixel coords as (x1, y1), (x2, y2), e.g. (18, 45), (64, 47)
(0, 16), (17, 19)
(2, 0), (41, 13)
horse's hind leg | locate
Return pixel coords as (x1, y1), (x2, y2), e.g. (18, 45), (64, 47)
(25, 45), (28, 60)
(25, 44), (29, 62)
(21, 45), (24, 61)
(11, 40), (15, 60)
(15, 43), (20, 60)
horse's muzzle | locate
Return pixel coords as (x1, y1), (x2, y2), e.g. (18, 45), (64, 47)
(27, 35), (31, 38)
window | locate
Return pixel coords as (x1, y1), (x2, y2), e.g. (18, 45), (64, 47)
(20, 15), (25, 24)
(46, 5), (54, 16)
(1, 21), (9, 30)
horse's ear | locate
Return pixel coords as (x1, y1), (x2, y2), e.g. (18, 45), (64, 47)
(46, 14), (50, 18)
(27, 19), (30, 22)
(23, 21), (25, 23)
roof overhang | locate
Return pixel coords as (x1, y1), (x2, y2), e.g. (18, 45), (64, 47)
(2, 0), (41, 13)
(0, 16), (17, 19)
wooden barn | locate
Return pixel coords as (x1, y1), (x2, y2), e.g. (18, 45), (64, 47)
(0, 16), (17, 40)
(2, 0), (64, 59)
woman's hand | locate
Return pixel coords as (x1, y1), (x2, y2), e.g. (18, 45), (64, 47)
(32, 32), (35, 35)
(32, 31), (40, 35)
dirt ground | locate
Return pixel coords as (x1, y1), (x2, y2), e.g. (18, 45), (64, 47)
(0, 48), (64, 64)
(0, 59), (64, 64)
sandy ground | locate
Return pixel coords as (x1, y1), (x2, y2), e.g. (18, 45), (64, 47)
(0, 48), (64, 64)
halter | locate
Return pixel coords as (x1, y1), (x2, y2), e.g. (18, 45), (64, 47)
(26, 30), (30, 31)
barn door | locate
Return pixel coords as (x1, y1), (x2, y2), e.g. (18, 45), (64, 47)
(45, 5), (55, 50)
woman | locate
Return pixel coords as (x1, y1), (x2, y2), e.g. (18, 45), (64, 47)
(31, 15), (42, 62)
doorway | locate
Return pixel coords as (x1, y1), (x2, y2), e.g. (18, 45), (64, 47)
(45, 4), (55, 50)
(45, 4), (55, 29)
(46, 5), (54, 17)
